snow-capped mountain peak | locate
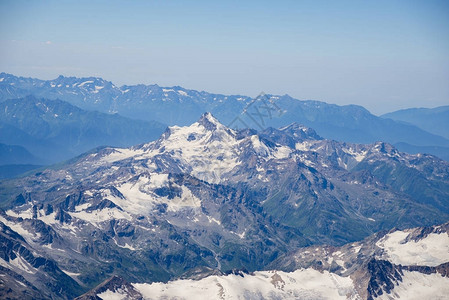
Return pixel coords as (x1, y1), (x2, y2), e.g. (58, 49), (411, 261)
(147, 113), (241, 183)
(156, 112), (234, 145)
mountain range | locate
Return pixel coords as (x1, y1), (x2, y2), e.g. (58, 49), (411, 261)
(1, 72), (448, 163)
(0, 113), (448, 299)
(382, 105), (449, 140)
(0, 95), (166, 166)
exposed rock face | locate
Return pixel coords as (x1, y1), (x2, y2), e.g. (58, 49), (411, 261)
(0, 220), (84, 299)
(367, 259), (403, 299)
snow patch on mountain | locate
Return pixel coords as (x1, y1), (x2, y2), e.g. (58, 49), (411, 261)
(274, 145), (292, 159)
(295, 141), (313, 151)
(78, 80), (94, 87)
(93, 85), (104, 93)
(0, 215), (38, 243)
(251, 135), (270, 156)
(166, 186), (202, 211)
(109, 179), (159, 215)
(62, 269), (81, 277)
(9, 253), (36, 274)
(99, 148), (144, 163)
(131, 269), (359, 300)
(342, 147), (367, 162)
(69, 207), (132, 225)
(376, 230), (449, 266)
(177, 90), (188, 96)
(101, 173), (202, 215)
(38, 212), (79, 234)
(376, 271), (449, 300)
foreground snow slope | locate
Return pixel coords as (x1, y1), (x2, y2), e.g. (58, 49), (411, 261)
(81, 223), (449, 300)
(99, 269), (360, 300)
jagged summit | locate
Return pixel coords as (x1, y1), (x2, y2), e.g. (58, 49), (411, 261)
(46, 75), (116, 91)
(197, 112), (222, 131)
(166, 112), (235, 137)
(279, 122), (322, 141)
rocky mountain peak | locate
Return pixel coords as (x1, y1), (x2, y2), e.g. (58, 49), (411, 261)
(197, 112), (222, 131)
(279, 122), (322, 141)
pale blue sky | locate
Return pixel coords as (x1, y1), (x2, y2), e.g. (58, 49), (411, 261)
(1, 0), (448, 114)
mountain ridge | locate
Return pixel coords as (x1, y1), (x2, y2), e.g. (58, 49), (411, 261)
(382, 105), (449, 140)
(2, 72), (448, 161)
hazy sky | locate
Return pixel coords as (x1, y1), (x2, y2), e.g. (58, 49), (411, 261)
(1, 0), (448, 115)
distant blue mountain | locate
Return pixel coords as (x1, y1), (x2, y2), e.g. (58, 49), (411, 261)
(1, 72), (448, 160)
(382, 106), (449, 140)
(0, 142), (43, 179)
(0, 143), (39, 165)
(0, 95), (167, 165)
